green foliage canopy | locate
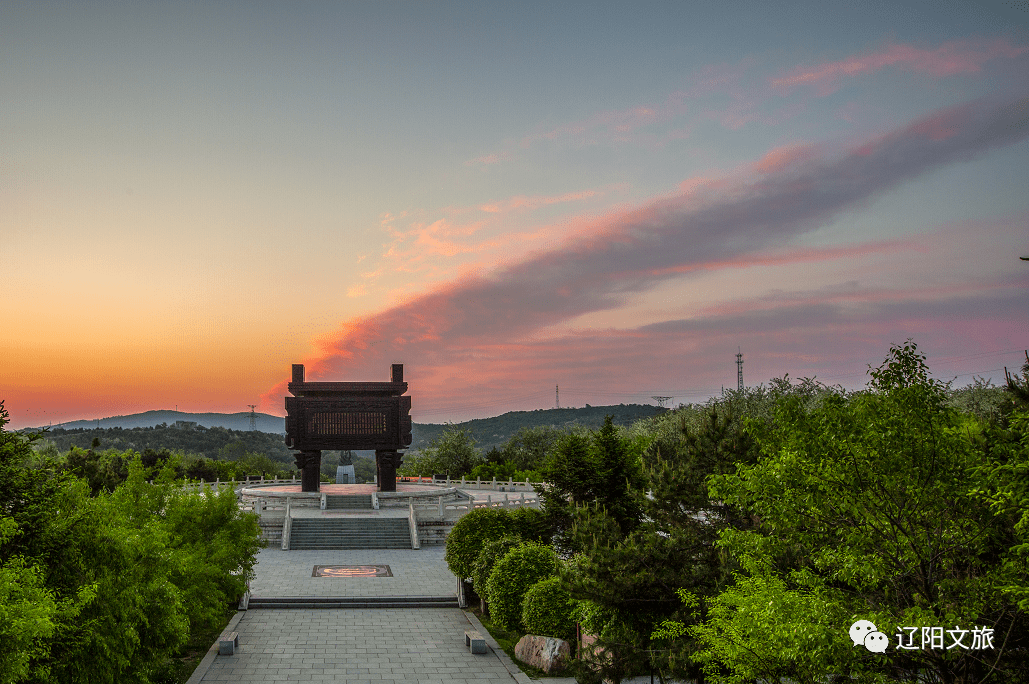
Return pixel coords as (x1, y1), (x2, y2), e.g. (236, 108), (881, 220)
(521, 576), (577, 642)
(0, 400), (264, 684)
(686, 341), (1029, 684)
(472, 535), (522, 599)
(485, 542), (558, 632)
(444, 507), (515, 580)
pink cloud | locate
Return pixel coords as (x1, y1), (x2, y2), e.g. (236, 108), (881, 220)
(752, 143), (819, 174)
(262, 92), (1029, 418)
(479, 189), (602, 214)
(772, 37), (1029, 95)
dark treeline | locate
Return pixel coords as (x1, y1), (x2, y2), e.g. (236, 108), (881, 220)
(33, 423), (294, 464)
(412, 403), (667, 452)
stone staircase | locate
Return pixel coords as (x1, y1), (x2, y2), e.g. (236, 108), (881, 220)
(324, 494), (374, 510)
(289, 517), (412, 550)
(247, 596), (458, 609)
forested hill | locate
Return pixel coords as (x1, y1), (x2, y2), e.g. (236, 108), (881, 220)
(413, 404), (667, 451)
(43, 410), (285, 433)
(25, 404), (667, 459)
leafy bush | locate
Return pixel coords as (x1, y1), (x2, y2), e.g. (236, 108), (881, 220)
(400, 426), (483, 477)
(467, 461), (543, 483)
(509, 505), (551, 543)
(0, 517), (66, 684)
(396, 450), (441, 477)
(486, 541), (558, 631)
(472, 535), (522, 598)
(444, 507), (515, 579)
(522, 576), (576, 641)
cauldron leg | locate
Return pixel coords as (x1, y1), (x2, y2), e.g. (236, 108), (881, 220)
(300, 450), (321, 492)
(376, 450), (401, 492)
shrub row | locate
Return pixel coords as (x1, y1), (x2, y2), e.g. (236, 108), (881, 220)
(446, 506), (578, 641)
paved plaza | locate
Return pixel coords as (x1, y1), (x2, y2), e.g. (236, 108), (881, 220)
(190, 546), (537, 683)
(189, 503), (681, 684)
(198, 607), (516, 683)
(247, 546), (458, 598)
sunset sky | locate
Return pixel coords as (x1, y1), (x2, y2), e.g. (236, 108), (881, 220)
(3, 1), (1028, 430)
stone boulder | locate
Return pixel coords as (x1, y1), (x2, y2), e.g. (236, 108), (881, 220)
(514, 634), (571, 674)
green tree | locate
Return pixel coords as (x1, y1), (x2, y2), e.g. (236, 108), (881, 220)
(472, 535), (522, 602)
(485, 542), (558, 632)
(499, 426), (564, 471)
(537, 432), (602, 551)
(0, 517), (61, 684)
(968, 406), (1029, 613)
(0, 401), (97, 683)
(1003, 351), (1029, 409)
(522, 576), (577, 641)
(563, 406), (759, 683)
(540, 432), (600, 507)
(688, 341), (1028, 684)
(0, 402), (263, 683)
(218, 440), (247, 461)
(424, 426), (482, 476)
(591, 416), (645, 534)
(445, 508), (516, 580)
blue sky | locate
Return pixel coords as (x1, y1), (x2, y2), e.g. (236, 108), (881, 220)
(2, 1), (1027, 428)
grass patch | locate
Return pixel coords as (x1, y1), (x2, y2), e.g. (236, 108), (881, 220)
(149, 602), (238, 684)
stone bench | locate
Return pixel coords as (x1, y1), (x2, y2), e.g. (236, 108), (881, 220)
(464, 629), (487, 654)
(219, 632), (239, 655)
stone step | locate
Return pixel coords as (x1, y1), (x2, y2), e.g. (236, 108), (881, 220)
(289, 517), (412, 550)
(324, 494), (373, 509)
(247, 596), (459, 609)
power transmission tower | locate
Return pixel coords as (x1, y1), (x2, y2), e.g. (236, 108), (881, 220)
(248, 405), (257, 431)
(556, 385), (560, 409)
(736, 347), (744, 391)
(651, 396), (672, 408)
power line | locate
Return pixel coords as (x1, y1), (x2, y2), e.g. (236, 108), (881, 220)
(247, 405), (257, 431)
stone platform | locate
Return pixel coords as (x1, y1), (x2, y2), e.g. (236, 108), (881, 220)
(239, 483), (466, 508)
(246, 483), (445, 495)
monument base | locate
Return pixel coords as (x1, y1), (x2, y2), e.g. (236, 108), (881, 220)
(335, 464), (356, 485)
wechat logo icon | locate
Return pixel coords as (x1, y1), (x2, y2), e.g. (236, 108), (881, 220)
(850, 620), (889, 653)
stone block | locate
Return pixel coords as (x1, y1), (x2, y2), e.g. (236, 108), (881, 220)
(218, 631), (239, 655)
(465, 629), (487, 654)
(514, 634), (570, 674)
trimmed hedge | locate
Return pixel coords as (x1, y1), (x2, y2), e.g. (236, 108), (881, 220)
(486, 542), (558, 632)
(472, 535), (522, 598)
(444, 507), (514, 579)
(522, 576), (576, 642)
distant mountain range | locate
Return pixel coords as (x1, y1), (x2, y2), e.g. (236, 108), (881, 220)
(46, 410), (286, 434)
(30, 404), (668, 452)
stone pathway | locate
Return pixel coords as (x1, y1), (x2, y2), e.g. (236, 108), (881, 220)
(188, 502), (677, 683)
(247, 547), (456, 598)
(197, 607), (514, 683)
(189, 547), (526, 683)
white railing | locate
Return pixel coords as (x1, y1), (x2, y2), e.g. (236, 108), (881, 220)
(181, 474), (547, 493)
(180, 474), (299, 492)
(412, 491), (541, 517)
(397, 475), (544, 492)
